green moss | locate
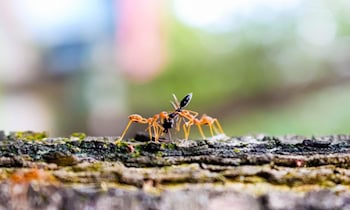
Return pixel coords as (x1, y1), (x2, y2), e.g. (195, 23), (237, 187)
(134, 145), (142, 152)
(70, 132), (87, 140)
(47, 154), (77, 166)
(243, 176), (266, 183)
(12, 131), (48, 141)
(70, 162), (105, 173)
(115, 141), (129, 148)
(215, 174), (227, 183)
(65, 142), (73, 148)
(63, 142), (80, 153)
(156, 151), (163, 157)
(61, 137), (71, 142)
(233, 148), (240, 153)
(131, 151), (141, 158)
(161, 143), (177, 150)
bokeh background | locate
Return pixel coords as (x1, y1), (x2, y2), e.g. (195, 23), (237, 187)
(1, 0), (350, 137)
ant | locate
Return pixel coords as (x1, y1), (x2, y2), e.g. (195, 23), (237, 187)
(168, 93), (225, 140)
(169, 93), (198, 131)
(116, 111), (170, 142)
(183, 114), (225, 140)
(160, 93), (197, 138)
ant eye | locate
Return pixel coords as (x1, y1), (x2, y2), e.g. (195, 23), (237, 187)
(180, 93), (192, 108)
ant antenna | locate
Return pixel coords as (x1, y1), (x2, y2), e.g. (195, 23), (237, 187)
(172, 94), (180, 108)
(170, 100), (178, 110)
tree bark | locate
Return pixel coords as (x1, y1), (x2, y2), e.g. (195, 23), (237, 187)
(1, 132), (350, 209)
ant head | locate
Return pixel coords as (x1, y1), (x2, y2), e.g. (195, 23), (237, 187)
(162, 117), (175, 130)
(159, 111), (168, 118)
(180, 93), (192, 109)
(169, 112), (177, 119)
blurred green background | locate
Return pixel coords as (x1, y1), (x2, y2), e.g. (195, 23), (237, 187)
(1, 0), (350, 137)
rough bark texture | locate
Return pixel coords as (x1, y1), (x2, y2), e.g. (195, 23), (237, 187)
(1, 132), (350, 210)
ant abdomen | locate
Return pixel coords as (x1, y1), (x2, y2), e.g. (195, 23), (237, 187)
(180, 93), (192, 109)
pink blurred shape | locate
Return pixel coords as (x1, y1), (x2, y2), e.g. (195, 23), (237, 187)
(117, 0), (167, 83)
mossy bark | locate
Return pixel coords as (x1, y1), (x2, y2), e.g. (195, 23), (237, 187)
(1, 132), (350, 209)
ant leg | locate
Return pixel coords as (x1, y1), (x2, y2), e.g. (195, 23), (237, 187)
(116, 120), (133, 142)
(188, 110), (198, 118)
(209, 124), (215, 137)
(214, 119), (225, 134)
(145, 124), (154, 141)
(183, 124), (190, 140)
(153, 123), (163, 142)
(167, 130), (172, 141)
(175, 116), (182, 131)
(147, 124), (153, 141)
(152, 125), (158, 142)
(196, 124), (206, 139)
(211, 122), (222, 135)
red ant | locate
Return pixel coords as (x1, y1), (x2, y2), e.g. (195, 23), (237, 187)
(116, 111), (170, 142)
(169, 93), (225, 140)
(183, 114), (225, 140)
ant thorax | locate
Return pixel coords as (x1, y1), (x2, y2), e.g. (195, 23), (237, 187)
(162, 118), (174, 133)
